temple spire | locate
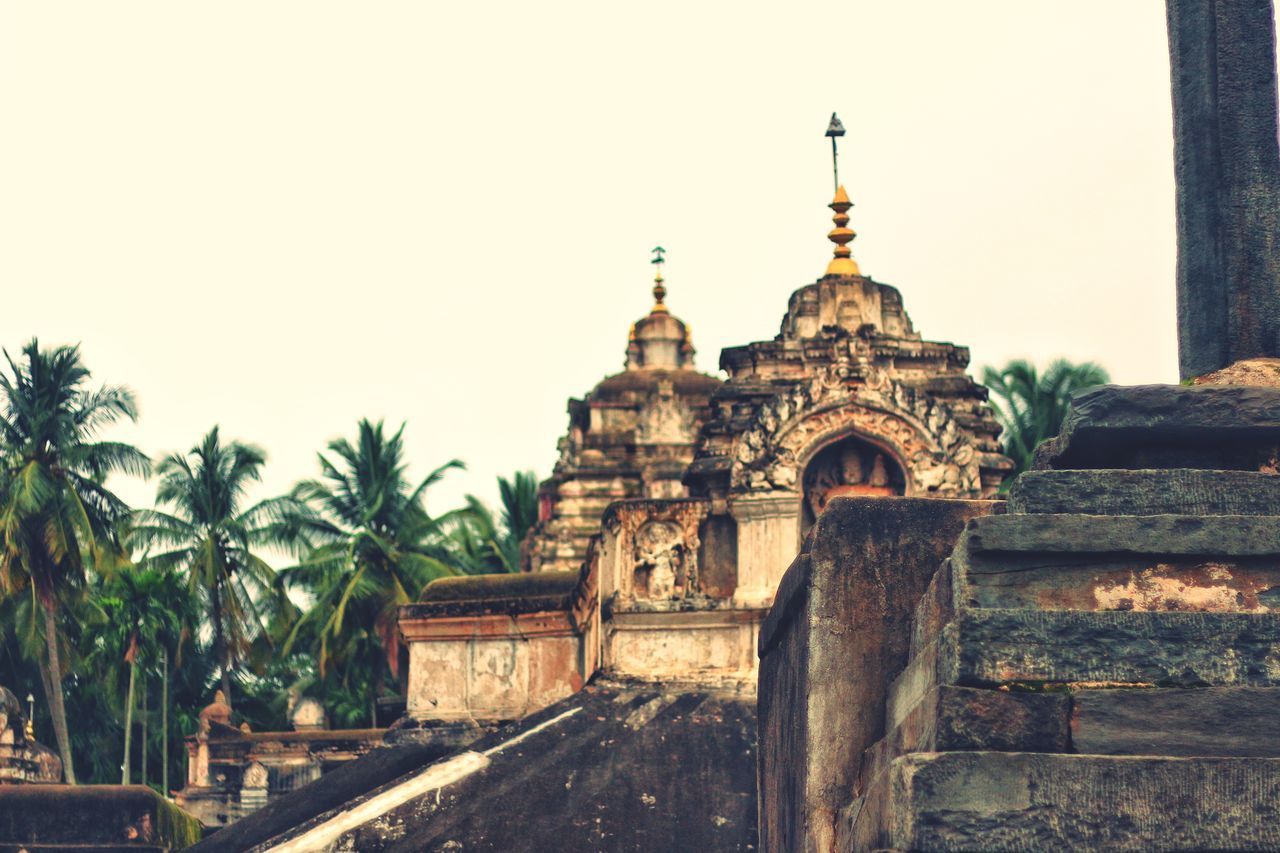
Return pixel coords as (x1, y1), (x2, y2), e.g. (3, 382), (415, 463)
(650, 245), (668, 313)
(825, 186), (861, 277)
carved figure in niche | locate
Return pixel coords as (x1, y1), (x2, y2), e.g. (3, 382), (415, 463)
(804, 437), (905, 522)
(242, 761), (269, 789)
(633, 520), (696, 599)
(637, 380), (695, 445)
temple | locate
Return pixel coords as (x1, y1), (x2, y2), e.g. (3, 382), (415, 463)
(172, 690), (384, 828)
(188, 169), (1013, 851)
(527, 247), (723, 575)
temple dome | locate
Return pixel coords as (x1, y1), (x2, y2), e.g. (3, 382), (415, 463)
(626, 292), (696, 371)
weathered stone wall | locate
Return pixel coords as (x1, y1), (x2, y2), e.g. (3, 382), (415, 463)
(399, 568), (598, 725)
(756, 496), (998, 852)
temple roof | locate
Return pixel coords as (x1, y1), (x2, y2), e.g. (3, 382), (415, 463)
(189, 681), (756, 852)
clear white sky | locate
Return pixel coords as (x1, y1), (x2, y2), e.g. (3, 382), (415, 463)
(2, 2), (1252, 527)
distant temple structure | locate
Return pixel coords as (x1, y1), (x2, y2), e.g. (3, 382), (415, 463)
(516, 186), (1009, 689)
(185, 156), (1014, 851)
(0, 685), (60, 785)
(527, 248), (723, 576)
(173, 689), (383, 828)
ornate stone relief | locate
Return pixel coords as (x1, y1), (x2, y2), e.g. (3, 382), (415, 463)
(637, 380), (697, 445)
(242, 761), (269, 790)
(604, 501), (708, 607)
(730, 364), (981, 497)
(634, 521), (690, 599)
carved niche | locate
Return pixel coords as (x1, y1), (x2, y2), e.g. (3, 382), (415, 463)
(242, 761), (269, 790)
(633, 520), (697, 600)
(802, 435), (906, 527)
(636, 380), (696, 445)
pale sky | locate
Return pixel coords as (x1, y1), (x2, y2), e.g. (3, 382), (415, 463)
(1, 2), (1255, 528)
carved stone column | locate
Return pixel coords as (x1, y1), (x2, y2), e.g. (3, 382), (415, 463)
(730, 492), (801, 608)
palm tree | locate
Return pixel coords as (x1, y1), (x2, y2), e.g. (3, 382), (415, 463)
(0, 339), (148, 783)
(129, 427), (296, 710)
(94, 565), (193, 785)
(447, 472), (540, 573)
(982, 358), (1111, 476)
(281, 420), (463, 723)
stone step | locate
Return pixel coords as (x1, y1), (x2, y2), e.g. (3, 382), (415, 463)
(1007, 469), (1280, 516)
(952, 514), (1280, 613)
(1072, 686), (1280, 757)
(1033, 383), (1280, 472)
(940, 609), (1280, 688)
(875, 682), (1280, 784)
(852, 752), (1280, 851)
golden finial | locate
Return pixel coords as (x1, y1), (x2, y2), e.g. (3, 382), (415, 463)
(825, 185), (861, 277)
(650, 246), (669, 313)
(25, 693), (34, 740)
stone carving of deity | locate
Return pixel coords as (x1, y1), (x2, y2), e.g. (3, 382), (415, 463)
(805, 443), (897, 518)
(633, 520), (694, 600)
(637, 381), (695, 445)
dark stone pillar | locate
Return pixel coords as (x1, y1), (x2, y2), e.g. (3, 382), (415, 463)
(1166, 0), (1280, 379)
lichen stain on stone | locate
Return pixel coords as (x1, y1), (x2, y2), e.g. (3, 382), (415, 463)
(1264, 645), (1280, 680)
(1092, 563), (1272, 613)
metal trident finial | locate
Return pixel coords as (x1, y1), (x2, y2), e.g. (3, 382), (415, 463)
(825, 113), (846, 193)
(650, 246), (667, 311)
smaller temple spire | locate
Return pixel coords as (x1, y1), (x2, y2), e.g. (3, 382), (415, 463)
(650, 245), (668, 313)
(825, 186), (861, 277)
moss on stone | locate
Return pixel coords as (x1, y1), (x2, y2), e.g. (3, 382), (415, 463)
(419, 570), (580, 603)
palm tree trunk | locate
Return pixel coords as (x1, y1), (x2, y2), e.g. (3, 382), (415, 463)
(41, 603), (76, 784)
(140, 672), (148, 788)
(212, 592), (233, 711)
(221, 664), (232, 712)
(162, 647), (169, 796)
(122, 659), (135, 785)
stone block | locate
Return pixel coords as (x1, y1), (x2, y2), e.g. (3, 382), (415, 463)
(1007, 469), (1280, 516)
(1033, 384), (1280, 471)
(941, 609), (1280, 688)
(1071, 686), (1280, 758)
(864, 685), (1070, 797)
(958, 512), (1280, 558)
(852, 752), (1280, 851)
(952, 514), (1280, 613)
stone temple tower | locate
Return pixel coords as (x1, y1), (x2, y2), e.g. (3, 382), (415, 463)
(526, 252), (723, 573)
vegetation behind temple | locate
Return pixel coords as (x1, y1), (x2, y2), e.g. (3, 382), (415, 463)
(0, 340), (1103, 789)
(0, 339), (537, 789)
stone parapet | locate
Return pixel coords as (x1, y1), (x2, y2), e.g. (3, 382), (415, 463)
(0, 785), (203, 851)
(755, 497), (998, 853)
(398, 566), (599, 725)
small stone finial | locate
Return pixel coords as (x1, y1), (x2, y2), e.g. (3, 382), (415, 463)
(650, 246), (668, 313)
(24, 694), (34, 741)
(825, 185), (861, 277)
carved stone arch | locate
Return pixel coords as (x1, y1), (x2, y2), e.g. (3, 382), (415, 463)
(730, 377), (984, 498)
(772, 401), (939, 498)
(789, 410), (914, 485)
